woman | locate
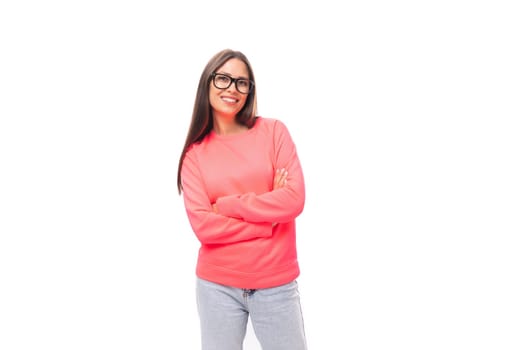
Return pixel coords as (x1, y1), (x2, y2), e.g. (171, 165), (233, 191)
(177, 48), (307, 350)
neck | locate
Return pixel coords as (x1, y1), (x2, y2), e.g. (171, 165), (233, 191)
(213, 117), (247, 135)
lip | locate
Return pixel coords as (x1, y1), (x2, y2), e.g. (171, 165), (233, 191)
(220, 95), (239, 104)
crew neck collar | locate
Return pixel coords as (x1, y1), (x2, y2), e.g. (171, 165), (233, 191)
(210, 117), (260, 140)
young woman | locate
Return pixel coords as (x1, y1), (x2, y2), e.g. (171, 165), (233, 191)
(177, 48), (307, 350)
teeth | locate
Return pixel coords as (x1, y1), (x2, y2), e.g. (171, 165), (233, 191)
(222, 97), (237, 103)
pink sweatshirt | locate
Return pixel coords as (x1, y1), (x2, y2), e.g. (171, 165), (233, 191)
(181, 117), (305, 289)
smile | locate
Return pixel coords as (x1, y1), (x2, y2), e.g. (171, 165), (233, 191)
(221, 96), (239, 103)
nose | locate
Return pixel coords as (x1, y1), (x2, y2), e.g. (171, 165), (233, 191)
(226, 80), (237, 93)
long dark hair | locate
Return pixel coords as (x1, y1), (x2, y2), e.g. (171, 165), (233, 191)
(177, 49), (258, 194)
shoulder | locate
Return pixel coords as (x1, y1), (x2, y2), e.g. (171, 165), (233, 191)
(184, 134), (212, 161)
(255, 116), (288, 133)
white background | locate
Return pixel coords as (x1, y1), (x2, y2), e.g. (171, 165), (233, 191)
(1, 1), (524, 349)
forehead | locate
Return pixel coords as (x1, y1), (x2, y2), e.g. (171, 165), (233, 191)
(216, 58), (249, 78)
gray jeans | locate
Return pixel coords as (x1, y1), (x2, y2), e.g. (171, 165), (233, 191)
(196, 278), (308, 350)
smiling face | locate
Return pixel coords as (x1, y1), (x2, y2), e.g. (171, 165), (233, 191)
(209, 58), (250, 121)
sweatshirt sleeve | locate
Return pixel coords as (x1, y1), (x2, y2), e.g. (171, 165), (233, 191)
(215, 119), (305, 223)
(181, 147), (273, 244)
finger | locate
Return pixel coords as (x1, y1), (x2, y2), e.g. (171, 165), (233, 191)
(280, 169), (288, 183)
(273, 169), (283, 185)
(273, 171), (281, 188)
(277, 169), (288, 188)
(276, 170), (282, 182)
(273, 169), (288, 189)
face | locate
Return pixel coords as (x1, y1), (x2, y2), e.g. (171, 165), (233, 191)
(209, 58), (250, 120)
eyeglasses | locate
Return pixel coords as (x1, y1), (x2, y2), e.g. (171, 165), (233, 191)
(211, 73), (254, 94)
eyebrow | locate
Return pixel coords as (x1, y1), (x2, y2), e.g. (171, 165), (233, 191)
(216, 71), (250, 80)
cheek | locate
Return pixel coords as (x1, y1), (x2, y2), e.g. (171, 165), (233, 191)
(209, 90), (221, 107)
(239, 95), (249, 107)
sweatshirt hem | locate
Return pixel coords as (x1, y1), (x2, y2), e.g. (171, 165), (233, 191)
(196, 260), (300, 289)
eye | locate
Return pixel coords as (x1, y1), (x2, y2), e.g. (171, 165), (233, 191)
(216, 75), (230, 84)
(237, 79), (249, 89)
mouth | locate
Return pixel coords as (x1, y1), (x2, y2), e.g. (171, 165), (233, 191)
(221, 96), (239, 104)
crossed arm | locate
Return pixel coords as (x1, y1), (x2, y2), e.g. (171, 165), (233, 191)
(212, 168), (288, 216)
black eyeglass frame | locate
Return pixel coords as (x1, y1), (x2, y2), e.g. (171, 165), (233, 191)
(211, 73), (254, 94)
